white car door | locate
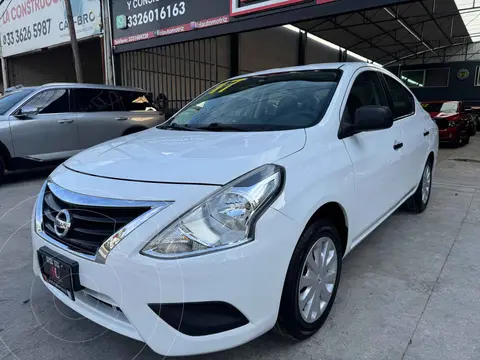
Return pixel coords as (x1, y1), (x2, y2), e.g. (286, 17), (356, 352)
(382, 73), (430, 192)
(340, 70), (405, 242)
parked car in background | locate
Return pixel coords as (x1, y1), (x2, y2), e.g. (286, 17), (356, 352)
(421, 100), (472, 147)
(32, 63), (438, 356)
(469, 106), (480, 131)
(0, 83), (164, 181)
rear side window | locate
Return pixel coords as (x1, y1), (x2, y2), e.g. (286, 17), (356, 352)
(344, 71), (388, 123)
(383, 75), (415, 119)
(72, 88), (123, 112)
(24, 89), (69, 114)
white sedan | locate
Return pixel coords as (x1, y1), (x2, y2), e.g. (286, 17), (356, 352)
(32, 62), (438, 356)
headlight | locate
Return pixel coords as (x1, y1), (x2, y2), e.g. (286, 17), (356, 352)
(141, 164), (284, 258)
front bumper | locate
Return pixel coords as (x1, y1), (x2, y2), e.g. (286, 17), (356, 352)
(32, 181), (302, 356)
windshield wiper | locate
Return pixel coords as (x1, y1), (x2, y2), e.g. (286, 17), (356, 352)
(192, 123), (248, 132)
(158, 123), (201, 131)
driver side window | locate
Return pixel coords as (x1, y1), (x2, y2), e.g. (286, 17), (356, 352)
(23, 89), (69, 114)
(344, 71), (388, 124)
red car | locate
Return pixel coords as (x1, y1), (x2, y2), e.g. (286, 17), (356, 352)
(421, 101), (473, 147)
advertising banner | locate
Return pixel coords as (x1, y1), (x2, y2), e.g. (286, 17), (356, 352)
(0, 0), (101, 57)
(230, 0), (309, 17)
(112, 0), (230, 46)
(111, 0), (330, 46)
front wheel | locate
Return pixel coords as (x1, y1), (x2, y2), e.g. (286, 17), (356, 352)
(404, 160), (433, 213)
(470, 124), (477, 136)
(451, 134), (463, 148)
(275, 220), (342, 340)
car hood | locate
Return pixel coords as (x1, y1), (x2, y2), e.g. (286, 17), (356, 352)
(64, 128), (306, 185)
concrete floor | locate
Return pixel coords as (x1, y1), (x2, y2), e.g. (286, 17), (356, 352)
(1, 139), (480, 360)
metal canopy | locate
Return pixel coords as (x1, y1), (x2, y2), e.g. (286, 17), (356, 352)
(294, 0), (480, 65)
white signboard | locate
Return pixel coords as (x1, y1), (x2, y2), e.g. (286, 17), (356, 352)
(0, 0), (101, 57)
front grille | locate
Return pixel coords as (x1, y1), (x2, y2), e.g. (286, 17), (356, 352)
(434, 118), (448, 130)
(42, 185), (150, 256)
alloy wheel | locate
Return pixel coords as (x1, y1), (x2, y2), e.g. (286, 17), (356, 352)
(298, 237), (338, 323)
(421, 164), (432, 205)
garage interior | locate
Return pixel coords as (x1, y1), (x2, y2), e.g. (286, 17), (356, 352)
(7, 38), (104, 86)
(294, 0), (480, 66)
(117, 0), (480, 115)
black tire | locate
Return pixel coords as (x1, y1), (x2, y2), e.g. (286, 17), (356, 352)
(451, 136), (461, 148)
(469, 124), (476, 136)
(476, 116), (480, 131)
(466, 116), (476, 136)
(0, 155), (5, 183)
(404, 160), (433, 213)
(465, 135), (471, 144)
(275, 220), (342, 340)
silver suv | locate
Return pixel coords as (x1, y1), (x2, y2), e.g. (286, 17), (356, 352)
(0, 83), (165, 180)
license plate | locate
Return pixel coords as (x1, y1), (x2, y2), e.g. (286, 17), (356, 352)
(37, 247), (82, 301)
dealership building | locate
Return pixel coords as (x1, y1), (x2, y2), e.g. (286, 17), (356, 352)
(0, 0), (106, 88)
(110, 0), (480, 114)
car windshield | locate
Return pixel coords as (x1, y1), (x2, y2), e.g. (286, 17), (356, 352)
(160, 70), (341, 131)
(422, 101), (458, 114)
(0, 88), (35, 115)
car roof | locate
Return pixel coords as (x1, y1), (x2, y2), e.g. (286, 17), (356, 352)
(7, 86), (39, 94)
(38, 83), (146, 92)
(421, 100), (458, 103)
(230, 62), (383, 80)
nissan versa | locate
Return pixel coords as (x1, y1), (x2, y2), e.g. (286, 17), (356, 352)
(32, 63), (438, 356)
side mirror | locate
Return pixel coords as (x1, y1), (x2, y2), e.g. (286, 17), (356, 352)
(17, 106), (39, 118)
(339, 105), (393, 139)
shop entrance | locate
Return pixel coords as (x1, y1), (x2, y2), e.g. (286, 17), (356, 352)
(118, 36), (231, 116)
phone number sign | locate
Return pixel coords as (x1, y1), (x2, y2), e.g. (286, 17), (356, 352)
(112, 0), (319, 46)
(112, 0), (231, 45)
(0, 0), (101, 57)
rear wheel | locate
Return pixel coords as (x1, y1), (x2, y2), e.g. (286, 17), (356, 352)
(451, 135), (462, 148)
(275, 220), (342, 340)
(404, 160), (433, 213)
(465, 135), (471, 144)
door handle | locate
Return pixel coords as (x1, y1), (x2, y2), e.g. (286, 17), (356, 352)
(57, 119), (74, 124)
(393, 141), (403, 150)
(115, 117), (128, 121)
(423, 131), (430, 136)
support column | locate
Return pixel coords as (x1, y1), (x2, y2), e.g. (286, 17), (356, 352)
(298, 30), (307, 65)
(1, 57), (8, 92)
(102, 0), (115, 84)
(230, 33), (239, 78)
